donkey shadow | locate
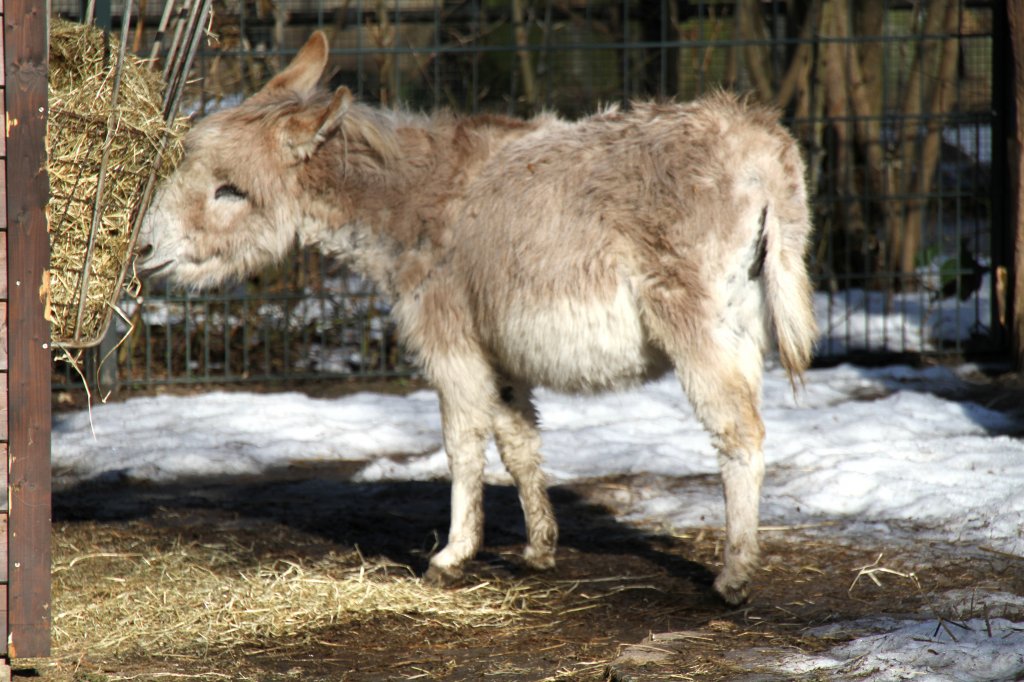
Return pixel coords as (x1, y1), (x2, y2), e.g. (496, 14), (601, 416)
(53, 465), (715, 589)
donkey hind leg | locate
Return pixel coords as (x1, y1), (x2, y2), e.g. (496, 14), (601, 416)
(425, 360), (498, 584)
(493, 382), (558, 570)
(677, 347), (766, 605)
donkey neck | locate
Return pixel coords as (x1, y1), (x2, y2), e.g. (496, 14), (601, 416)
(299, 112), (469, 297)
(302, 109), (520, 299)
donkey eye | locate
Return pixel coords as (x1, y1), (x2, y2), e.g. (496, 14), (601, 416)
(214, 184), (247, 201)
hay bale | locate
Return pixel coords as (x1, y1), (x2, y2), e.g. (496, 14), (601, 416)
(47, 18), (186, 347)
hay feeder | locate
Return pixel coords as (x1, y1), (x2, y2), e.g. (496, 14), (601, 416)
(46, 1), (209, 348)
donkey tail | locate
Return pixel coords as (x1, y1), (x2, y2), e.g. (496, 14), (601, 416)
(757, 201), (817, 386)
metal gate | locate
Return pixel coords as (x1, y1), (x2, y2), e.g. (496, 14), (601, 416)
(51, 0), (1008, 389)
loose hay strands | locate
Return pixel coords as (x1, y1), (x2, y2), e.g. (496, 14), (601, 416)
(52, 531), (543, 660)
(849, 552), (921, 593)
(46, 5), (202, 349)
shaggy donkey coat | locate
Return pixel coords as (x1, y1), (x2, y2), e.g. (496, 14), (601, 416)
(137, 31), (817, 604)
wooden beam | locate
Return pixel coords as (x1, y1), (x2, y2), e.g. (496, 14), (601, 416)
(0, 587), (8, 664)
(0, 376), (5, 442)
(0, 303), (7, 371)
(4, 0), (51, 659)
(0, 233), (6, 297)
(1010, 0), (1024, 370)
(0, 513), (8, 582)
(0, 164), (6, 231)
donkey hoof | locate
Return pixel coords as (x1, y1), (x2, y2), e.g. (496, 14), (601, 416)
(424, 562), (463, 586)
(713, 575), (751, 606)
(523, 546), (556, 571)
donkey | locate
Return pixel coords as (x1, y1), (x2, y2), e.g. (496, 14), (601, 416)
(137, 31), (817, 604)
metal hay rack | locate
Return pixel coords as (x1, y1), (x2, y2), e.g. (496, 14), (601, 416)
(46, 0), (211, 348)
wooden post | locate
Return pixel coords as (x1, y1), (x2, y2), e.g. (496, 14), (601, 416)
(1009, 0), (1024, 370)
(4, 0), (52, 659)
(0, 214), (8, 669)
(0, 0), (8, 667)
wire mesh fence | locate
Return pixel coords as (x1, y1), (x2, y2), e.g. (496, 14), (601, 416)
(50, 0), (1006, 390)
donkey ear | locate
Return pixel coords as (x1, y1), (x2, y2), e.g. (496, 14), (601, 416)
(290, 86), (354, 161)
(315, 86), (353, 139)
(262, 31), (329, 96)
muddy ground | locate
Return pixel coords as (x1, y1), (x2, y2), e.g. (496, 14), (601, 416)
(32, 374), (1024, 681)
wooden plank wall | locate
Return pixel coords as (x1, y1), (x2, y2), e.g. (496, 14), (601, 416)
(4, 0), (51, 659)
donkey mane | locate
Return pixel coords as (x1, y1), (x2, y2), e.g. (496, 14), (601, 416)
(334, 102), (411, 169)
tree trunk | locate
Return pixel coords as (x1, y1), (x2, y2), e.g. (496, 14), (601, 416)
(854, 0), (886, 116)
(639, 0), (676, 96)
(738, 0), (773, 100)
(773, 0), (820, 110)
(820, 1), (872, 282)
(512, 0), (538, 108)
(886, 0), (953, 278)
(895, 0), (961, 280)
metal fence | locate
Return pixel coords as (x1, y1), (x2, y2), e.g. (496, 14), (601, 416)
(51, 0), (1007, 390)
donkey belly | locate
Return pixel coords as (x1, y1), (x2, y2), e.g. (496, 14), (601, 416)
(486, 282), (670, 393)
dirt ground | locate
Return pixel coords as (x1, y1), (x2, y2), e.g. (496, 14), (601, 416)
(26, 464), (1022, 681)
(34, 371), (1024, 681)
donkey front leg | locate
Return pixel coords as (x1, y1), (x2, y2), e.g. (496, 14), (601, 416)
(493, 382), (558, 570)
(425, 376), (496, 584)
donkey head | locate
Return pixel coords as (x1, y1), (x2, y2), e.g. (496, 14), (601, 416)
(136, 32), (352, 288)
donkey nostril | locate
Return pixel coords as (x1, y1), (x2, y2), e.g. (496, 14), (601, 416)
(136, 243), (154, 259)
